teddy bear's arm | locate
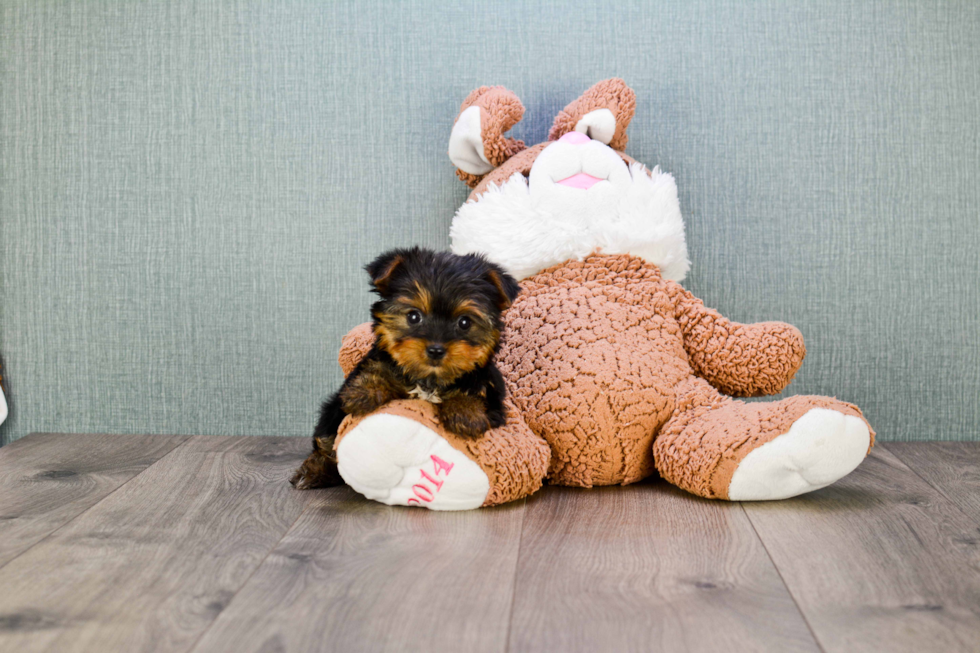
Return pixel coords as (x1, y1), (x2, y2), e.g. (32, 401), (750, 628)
(667, 281), (806, 397)
(338, 322), (375, 376)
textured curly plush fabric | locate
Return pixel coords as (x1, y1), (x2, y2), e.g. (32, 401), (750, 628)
(338, 322), (375, 376)
(497, 254), (874, 494)
(453, 86), (527, 188)
(548, 77), (636, 151)
(653, 379), (873, 498)
(499, 255), (683, 486)
(670, 284), (807, 397)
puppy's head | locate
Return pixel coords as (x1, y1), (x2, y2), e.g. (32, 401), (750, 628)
(366, 247), (520, 384)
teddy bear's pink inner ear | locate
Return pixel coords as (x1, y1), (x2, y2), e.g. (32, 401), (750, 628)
(548, 78), (636, 151)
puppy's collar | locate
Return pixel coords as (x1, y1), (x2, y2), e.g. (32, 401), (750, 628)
(409, 385), (443, 404)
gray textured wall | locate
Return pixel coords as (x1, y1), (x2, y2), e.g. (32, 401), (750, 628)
(1, 0), (978, 446)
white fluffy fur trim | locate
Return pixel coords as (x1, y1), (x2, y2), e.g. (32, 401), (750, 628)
(450, 164), (690, 281)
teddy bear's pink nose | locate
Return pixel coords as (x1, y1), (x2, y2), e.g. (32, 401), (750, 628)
(558, 131), (591, 145)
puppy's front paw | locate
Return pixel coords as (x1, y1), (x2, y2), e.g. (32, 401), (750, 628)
(290, 449), (344, 490)
(438, 396), (492, 438)
(487, 406), (508, 429)
(442, 412), (491, 438)
(340, 373), (401, 415)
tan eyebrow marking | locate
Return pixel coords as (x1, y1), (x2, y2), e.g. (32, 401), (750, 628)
(392, 283), (432, 313)
(452, 299), (489, 322)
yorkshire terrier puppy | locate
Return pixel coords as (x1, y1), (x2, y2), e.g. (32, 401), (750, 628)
(290, 246), (520, 490)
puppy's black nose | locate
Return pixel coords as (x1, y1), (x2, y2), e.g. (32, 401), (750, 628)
(426, 344), (446, 361)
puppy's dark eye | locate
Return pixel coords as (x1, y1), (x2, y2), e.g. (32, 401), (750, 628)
(407, 310), (423, 325)
(457, 316), (472, 331)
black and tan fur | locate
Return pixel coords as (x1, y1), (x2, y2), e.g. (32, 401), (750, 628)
(290, 247), (520, 490)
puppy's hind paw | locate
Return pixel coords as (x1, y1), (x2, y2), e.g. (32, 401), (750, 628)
(290, 451), (344, 490)
(289, 469), (312, 490)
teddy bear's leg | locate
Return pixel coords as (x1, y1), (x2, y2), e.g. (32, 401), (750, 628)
(333, 399), (550, 510)
(653, 378), (874, 501)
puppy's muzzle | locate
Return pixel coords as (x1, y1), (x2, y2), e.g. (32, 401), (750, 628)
(425, 344), (446, 362)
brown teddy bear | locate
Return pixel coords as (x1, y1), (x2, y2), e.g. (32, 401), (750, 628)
(329, 79), (874, 510)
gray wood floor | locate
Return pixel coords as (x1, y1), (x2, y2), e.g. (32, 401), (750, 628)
(0, 434), (978, 653)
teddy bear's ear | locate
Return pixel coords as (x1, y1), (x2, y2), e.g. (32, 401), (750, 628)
(448, 86), (527, 188)
(548, 78), (636, 151)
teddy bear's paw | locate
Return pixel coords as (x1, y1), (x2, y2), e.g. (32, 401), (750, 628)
(336, 412), (490, 510)
(728, 408), (871, 501)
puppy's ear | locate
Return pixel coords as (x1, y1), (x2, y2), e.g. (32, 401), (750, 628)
(484, 264), (521, 311)
(365, 250), (406, 294)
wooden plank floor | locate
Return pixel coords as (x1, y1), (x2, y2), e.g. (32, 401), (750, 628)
(0, 435), (977, 653)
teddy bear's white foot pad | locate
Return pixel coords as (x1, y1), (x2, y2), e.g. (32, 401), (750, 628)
(727, 408), (870, 501)
(336, 413), (489, 510)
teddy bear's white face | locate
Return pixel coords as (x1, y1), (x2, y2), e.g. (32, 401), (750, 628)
(450, 127), (691, 283)
(529, 131), (633, 192)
